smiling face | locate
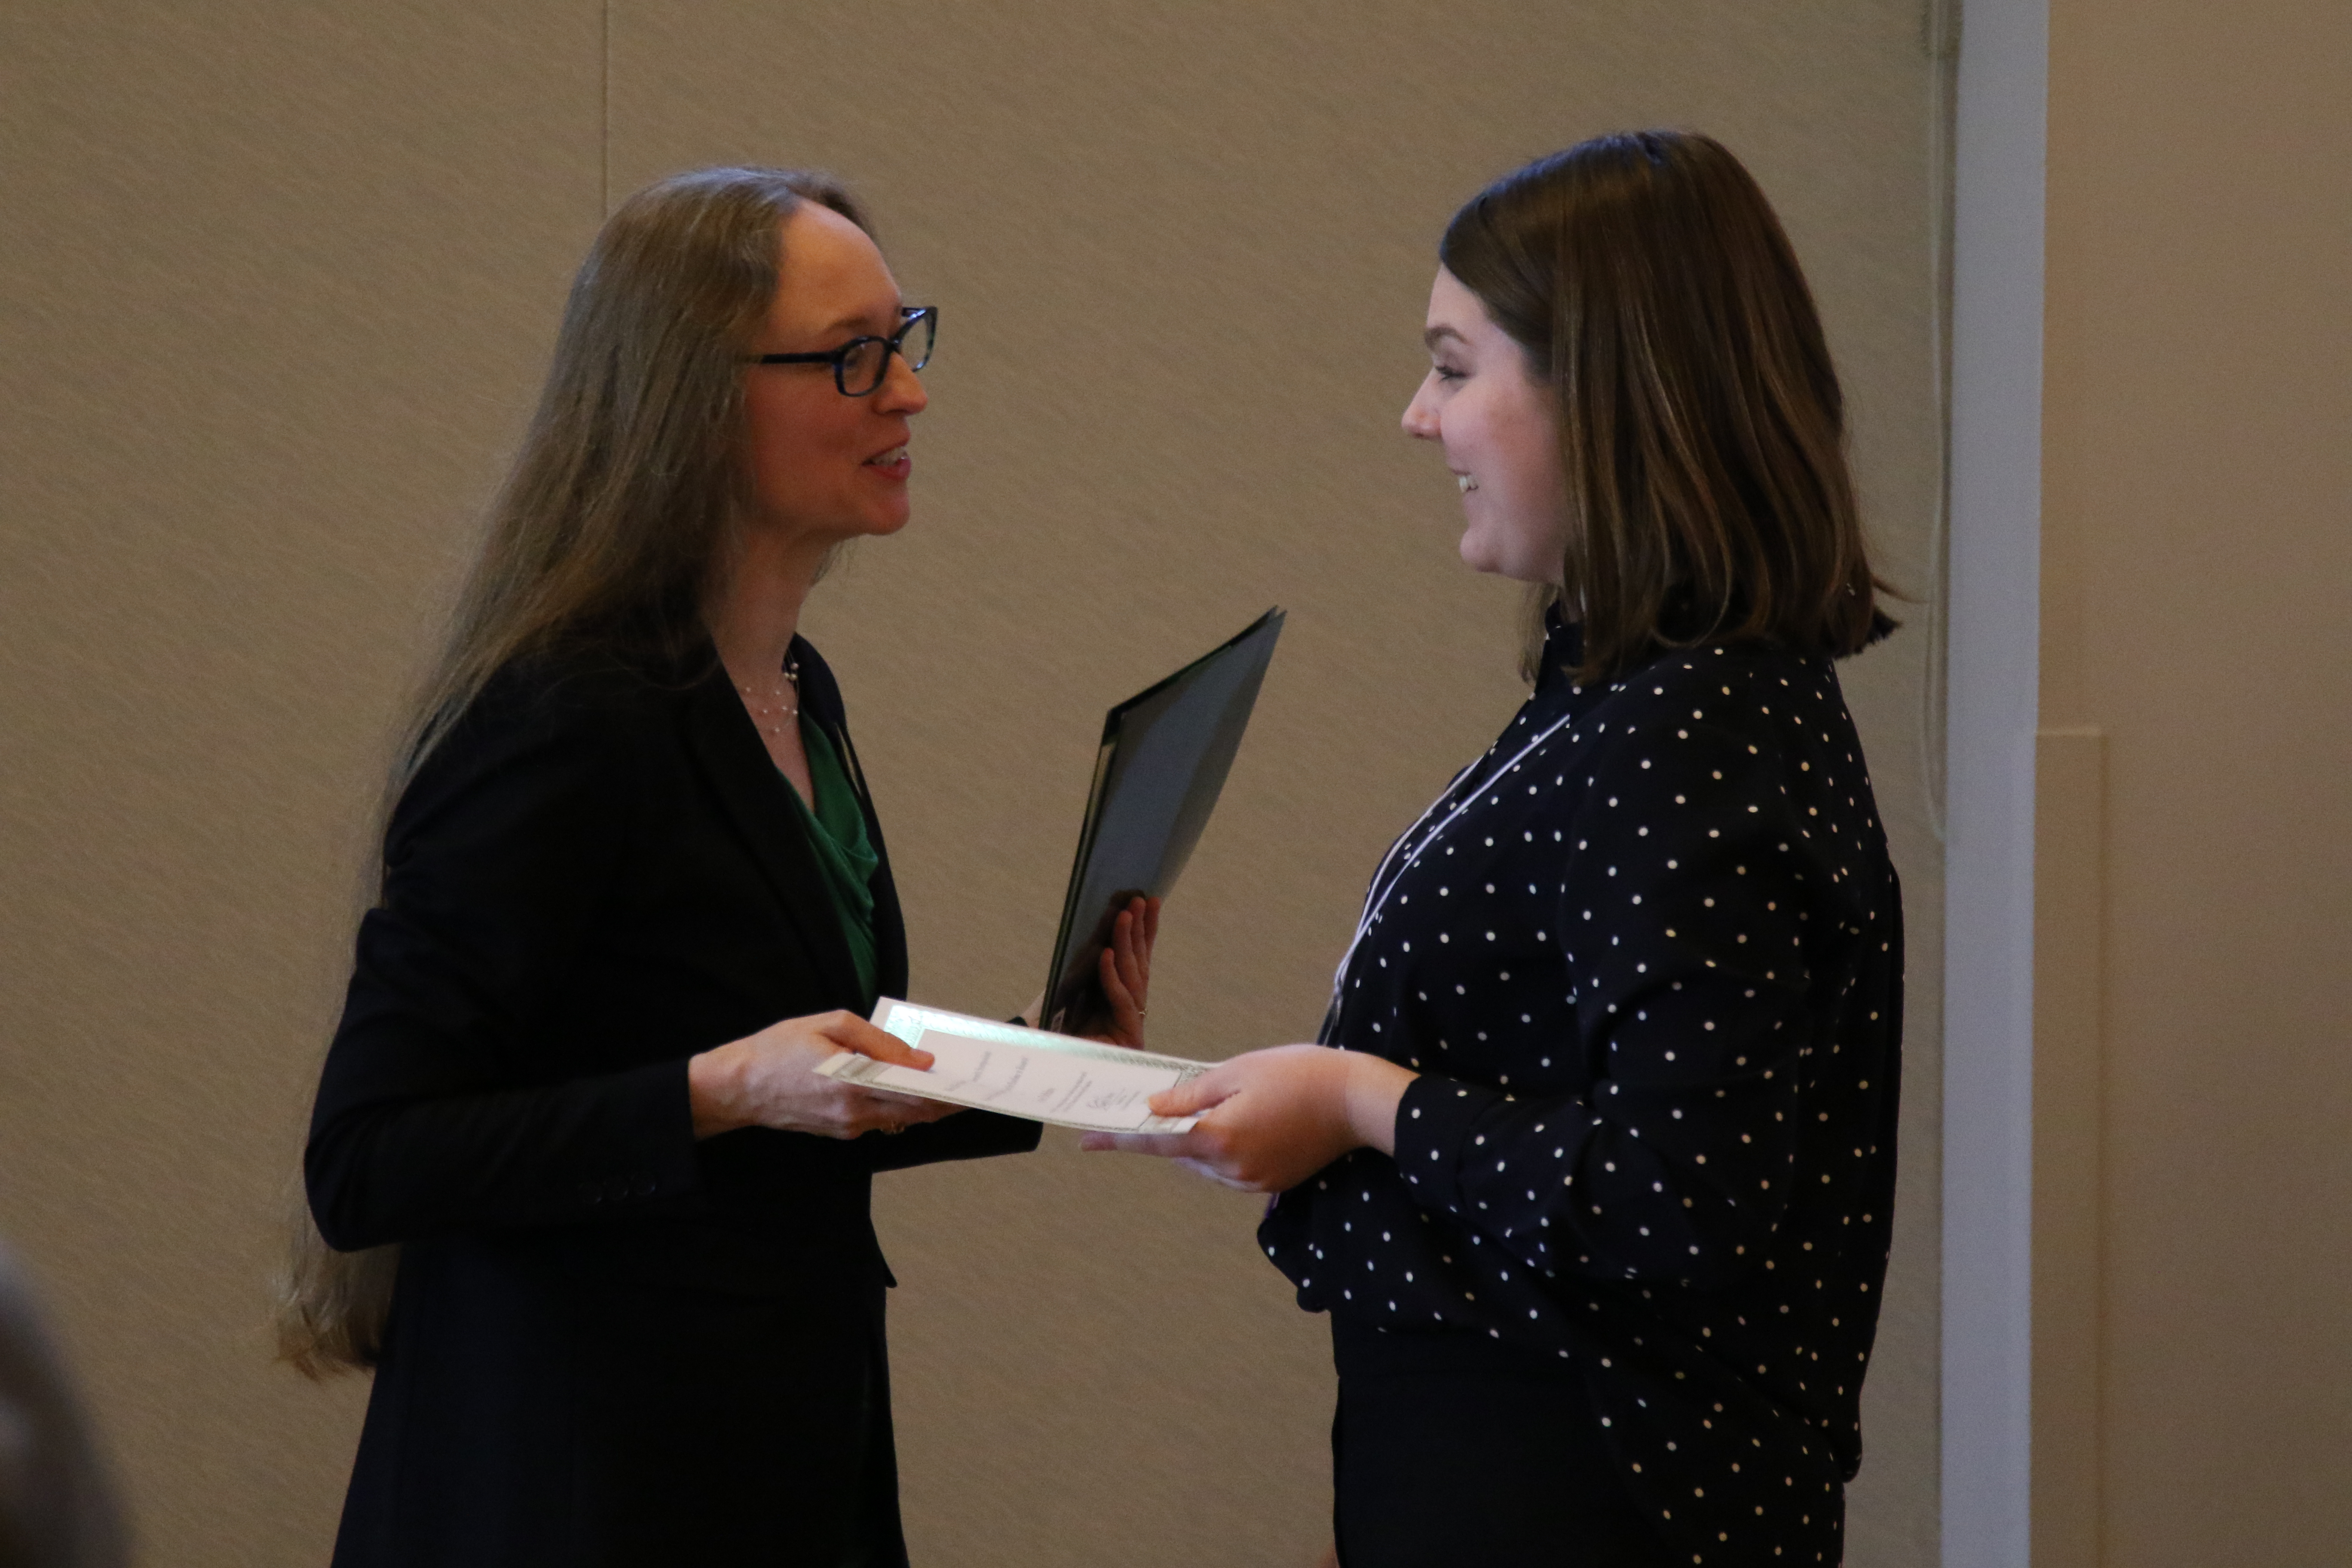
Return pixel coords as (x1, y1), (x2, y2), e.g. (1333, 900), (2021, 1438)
(738, 202), (927, 548)
(1400, 266), (1570, 584)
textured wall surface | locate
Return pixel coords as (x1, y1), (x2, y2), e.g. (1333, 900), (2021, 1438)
(0, 5), (1948, 1563)
(2037, 0), (2352, 1562)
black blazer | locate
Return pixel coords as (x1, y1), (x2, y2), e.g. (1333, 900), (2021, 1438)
(307, 637), (1038, 1568)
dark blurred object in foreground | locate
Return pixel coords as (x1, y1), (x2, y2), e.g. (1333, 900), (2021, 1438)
(0, 1242), (128, 1568)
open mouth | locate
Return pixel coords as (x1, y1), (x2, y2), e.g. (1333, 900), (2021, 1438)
(864, 444), (910, 478)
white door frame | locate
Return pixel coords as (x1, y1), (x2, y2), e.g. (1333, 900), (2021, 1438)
(1941, 0), (2048, 1561)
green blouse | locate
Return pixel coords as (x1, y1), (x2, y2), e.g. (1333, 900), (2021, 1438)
(787, 719), (881, 1008)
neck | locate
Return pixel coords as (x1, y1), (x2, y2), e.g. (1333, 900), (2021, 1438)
(708, 524), (830, 684)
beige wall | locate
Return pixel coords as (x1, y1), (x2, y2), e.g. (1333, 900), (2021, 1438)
(0, 6), (1949, 1563)
(2033, 0), (2352, 1562)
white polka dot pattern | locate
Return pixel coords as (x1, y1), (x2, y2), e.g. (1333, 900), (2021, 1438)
(1259, 627), (1902, 1567)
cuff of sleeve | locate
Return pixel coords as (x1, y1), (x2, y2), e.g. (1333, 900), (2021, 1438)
(864, 1107), (1043, 1172)
(1392, 1073), (1510, 1219)
(575, 1058), (704, 1214)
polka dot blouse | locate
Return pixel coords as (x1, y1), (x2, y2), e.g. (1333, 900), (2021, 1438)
(1260, 619), (1903, 1567)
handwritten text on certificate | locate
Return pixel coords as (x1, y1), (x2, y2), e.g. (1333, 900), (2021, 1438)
(814, 1000), (1206, 1133)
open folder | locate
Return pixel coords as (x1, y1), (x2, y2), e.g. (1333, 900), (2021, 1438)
(1039, 607), (1285, 1035)
(815, 614), (1281, 1131)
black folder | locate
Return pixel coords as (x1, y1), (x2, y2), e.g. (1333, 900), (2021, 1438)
(1042, 608), (1285, 1035)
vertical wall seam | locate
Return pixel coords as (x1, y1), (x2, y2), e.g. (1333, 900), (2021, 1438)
(1919, 0), (1962, 848)
(600, 0), (612, 214)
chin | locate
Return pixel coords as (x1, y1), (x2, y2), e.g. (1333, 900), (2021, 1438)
(1458, 529), (1527, 581)
(1460, 526), (1562, 585)
(843, 499), (912, 539)
(1458, 524), (1501, 576)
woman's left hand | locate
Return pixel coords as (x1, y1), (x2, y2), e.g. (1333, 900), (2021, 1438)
(1078, 1044), (1415, 1193)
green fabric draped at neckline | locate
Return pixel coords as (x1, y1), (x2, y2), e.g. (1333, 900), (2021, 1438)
(786, 718), (881, 1009)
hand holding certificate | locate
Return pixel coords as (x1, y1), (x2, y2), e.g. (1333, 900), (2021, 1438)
(817, 999), (1213, 1133)
(1077, 1041), (1418, 1193)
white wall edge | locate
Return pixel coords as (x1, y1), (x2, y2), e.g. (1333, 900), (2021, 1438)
(1941, 0), (2048, 1562)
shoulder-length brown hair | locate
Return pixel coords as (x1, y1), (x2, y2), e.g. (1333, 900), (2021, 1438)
(1440, 130), (1893, 685)
(275, 165), (866, 1378)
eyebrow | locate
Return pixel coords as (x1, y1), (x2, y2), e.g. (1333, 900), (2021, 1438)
(1423, 325), (1468, 349)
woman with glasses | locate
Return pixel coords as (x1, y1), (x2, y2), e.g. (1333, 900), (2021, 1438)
(283, 167), (1153, 1567)
(1090, 131), (1903, 1568)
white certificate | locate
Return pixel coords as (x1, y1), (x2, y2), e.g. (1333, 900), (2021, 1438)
(814, 999), (1207, 1133)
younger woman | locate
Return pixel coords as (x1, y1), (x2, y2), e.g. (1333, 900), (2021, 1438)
(1092, 131), (1903, 1568)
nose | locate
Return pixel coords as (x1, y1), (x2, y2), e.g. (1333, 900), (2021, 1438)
(1401, 373), (1440, 441)
(874, 350), (928, 415)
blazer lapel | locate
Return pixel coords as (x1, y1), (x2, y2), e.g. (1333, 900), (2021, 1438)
(681, 668), (865, 1010)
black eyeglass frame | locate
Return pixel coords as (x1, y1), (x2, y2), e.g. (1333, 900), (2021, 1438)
(749, 306), (937, 396)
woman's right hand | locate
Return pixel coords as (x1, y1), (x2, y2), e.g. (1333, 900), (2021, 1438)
(686, 1011), (956, 1140)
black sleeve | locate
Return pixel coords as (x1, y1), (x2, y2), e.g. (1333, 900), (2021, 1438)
(861, 1109), (1044, 1172)
(1389, 706), (1825, 1289)
(305, 683), (701, 1252)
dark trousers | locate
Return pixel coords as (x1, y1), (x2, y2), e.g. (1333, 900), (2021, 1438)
(1331, 1316), (1669, 1568)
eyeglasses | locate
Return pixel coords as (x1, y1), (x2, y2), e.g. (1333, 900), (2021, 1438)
(750, 306), (937, 397)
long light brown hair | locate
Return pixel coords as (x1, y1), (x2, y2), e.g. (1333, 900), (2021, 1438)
(1439, 131), (1893, 685)
(276, 166), (868, 1376)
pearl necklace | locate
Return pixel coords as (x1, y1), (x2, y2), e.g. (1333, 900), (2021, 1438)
(738, 657), (802, 737)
